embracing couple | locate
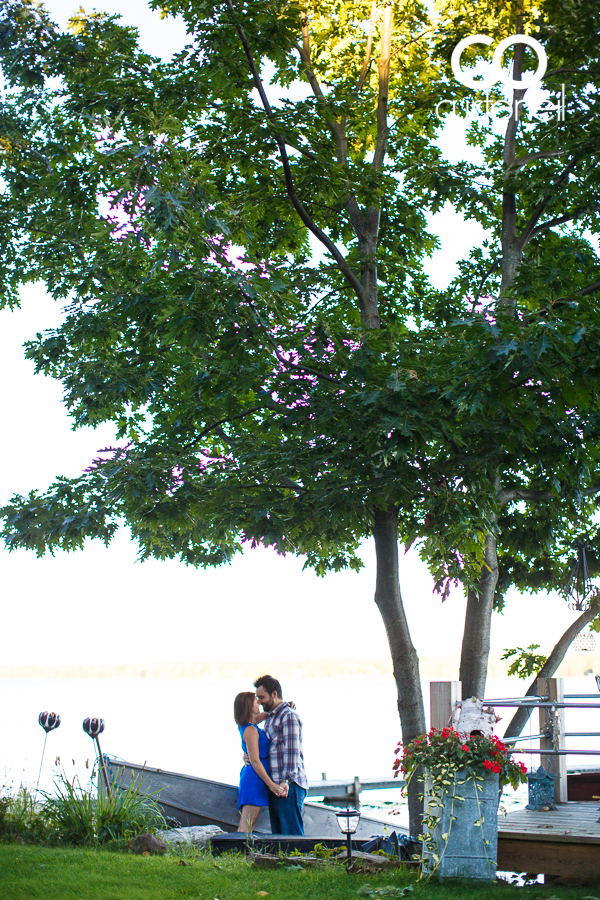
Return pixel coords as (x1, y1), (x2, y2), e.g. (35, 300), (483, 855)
(233, 674), (307, 835)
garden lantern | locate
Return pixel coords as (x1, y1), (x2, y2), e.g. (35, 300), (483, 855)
(335, 807), (361, 863)
(564, 538), (596, 611)
(526, 766), (557, 811)
(83, 717), (111, 795)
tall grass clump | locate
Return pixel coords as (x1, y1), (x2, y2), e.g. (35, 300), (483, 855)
(0, 785), (47, 842)
(41, 772), (167, 845)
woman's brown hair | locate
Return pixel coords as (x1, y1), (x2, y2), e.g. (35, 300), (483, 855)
(234, 691), (256, 727)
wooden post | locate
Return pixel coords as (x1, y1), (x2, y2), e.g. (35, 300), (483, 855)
(350, 775), (361, 808)
(430, 681), (462, 731)
(538, 677), (568, 804)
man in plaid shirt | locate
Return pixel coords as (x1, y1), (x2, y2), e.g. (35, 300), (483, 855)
(254, 674), (308, 835)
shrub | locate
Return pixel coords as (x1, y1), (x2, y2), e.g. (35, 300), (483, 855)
(41, 772), (166, 845)
(0, 785), (47, 842)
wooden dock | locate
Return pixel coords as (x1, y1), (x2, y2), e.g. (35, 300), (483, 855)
(307, 775), (403, 806)
(498, 801), (600, 879)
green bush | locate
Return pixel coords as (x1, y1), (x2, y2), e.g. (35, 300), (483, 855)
(0, 785), (47, 842)
(1, 772), (167, 847)
(41, 772), (167, 845)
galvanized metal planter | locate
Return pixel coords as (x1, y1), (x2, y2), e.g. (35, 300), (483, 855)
(422, 768), (499, 881)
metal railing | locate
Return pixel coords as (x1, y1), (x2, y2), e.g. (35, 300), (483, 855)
(482, 679), (600, 798)
(430, 679), (600, 803)
(483, 696), (600, 744)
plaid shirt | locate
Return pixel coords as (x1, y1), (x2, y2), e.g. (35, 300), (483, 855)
(263, 702), (308, 790)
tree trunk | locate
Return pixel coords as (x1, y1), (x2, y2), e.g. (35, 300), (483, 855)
(373, 502), (426, 835)
(503, 597), (600, 740)
(459, 531), (499, 699)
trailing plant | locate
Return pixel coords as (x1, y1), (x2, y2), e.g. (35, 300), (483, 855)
(393, 728), (527, 877)
(40, 772), (166, 845)
(394, 727), (527, 793)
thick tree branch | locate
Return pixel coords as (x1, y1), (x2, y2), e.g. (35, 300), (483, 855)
(180, 404), (273, 451)
(513, 149), (568, 170)
(226, 0), (366, 305)
(238, 287), (350, 386)
(503, 597), (600, 740)
(499, 36), (526, 308)
(535, 280), (600, 314)
(474, 259), (500, 302)
(29, 148), (53, 173)
(372, 2), (392, 171)
(278, 475), (308, 493)
(297, 15), (345, 157)
(518, 156), (581, 246)
(526, 204), (600, 242)
(545, 67), (600, 77)
(298, 14), (328, 104)
(31, 227), (85, 260)
(283, 140), (319, 163)
(278, 356), (347, 385)
(575, 279), (600, 298)
(498, 483), (600, 506)
(297, 13), (366, 240)
(498, 487), (553, 505)
(357, 1), (377, 92)
(502, 39), (525, 170)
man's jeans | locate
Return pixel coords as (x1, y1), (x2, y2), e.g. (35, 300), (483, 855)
(268, 782), (307, 835)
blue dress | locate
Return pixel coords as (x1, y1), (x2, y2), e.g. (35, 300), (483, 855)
(238, 724), (271, 809)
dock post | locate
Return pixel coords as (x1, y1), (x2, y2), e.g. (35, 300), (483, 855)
(350, 776), (361, 808)
(430, 681), (462, 731)
(538, 677), (568, 804)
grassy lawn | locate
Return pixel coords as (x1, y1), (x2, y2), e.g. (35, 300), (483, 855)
(0, 844), (598, 900)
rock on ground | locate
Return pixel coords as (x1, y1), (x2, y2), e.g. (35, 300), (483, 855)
(127, 833), (168, 854)
(158, 824), (225, 848)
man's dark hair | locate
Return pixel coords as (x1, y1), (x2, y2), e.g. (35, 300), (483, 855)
(254, 674), (282, 697)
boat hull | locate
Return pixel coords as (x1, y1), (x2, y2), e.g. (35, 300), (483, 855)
(104, 758), (405, 838)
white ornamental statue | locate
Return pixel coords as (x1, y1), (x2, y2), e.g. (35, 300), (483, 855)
(450, 697), (501, 739)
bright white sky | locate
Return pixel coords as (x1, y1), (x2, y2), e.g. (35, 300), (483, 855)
(0, 0), (582, 667)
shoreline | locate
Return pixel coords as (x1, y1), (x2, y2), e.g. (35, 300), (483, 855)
(1, 653), (598, 680)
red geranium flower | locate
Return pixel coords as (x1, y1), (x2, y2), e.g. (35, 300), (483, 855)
(491, 763), (502, 773)
(483, 759), (493, 770)
(461, 745), (469, 752)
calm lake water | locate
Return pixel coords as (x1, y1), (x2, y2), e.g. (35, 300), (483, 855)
(3, 673), (598, 827)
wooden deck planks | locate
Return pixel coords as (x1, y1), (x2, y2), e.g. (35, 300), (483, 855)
(499, 801), (600, 842)
(498, 802), (600, 877)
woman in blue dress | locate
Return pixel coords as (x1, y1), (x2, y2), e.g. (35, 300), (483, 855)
(234, 692), (286, 832)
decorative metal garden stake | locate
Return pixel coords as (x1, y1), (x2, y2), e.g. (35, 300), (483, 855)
(335, 807), (361, 863)
(83, 717), (111, 795)
(564, 539), (596, 611)
(526, 766), (557, 811)
(36, 711), (61, 798)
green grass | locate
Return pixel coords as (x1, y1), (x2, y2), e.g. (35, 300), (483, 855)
(0, 844), (597, 900)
